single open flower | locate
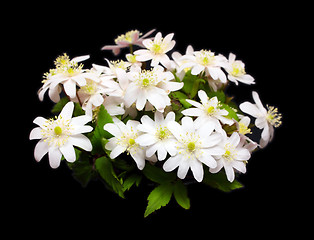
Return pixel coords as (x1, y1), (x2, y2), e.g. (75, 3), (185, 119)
(29, 102), (93, 168)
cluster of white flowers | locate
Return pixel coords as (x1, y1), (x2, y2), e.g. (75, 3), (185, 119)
(30, 29), (282, 183)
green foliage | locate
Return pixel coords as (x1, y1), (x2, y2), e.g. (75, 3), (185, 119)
(144, 182), (173, 218)
(51, 97), (69, 114)
(202, 170), (243, 192)
(95, 156), (125, 198)
(173, 180), (190, 209)
(91, 105), (113, 155)
(143, 163), (176, 184)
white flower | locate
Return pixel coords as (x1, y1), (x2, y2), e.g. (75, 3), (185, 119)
(134, 32), (176, 67)
(102, 29), (155, 55)
(124, 66), (182, 112)
(136, 111), (177, 161)
(239, 91), (282, 148)
(163, 117), (224, 182)
(171, 45), (194, 80)
(178, 49), (228, 83)
(104, 118), (147, 170)
(210, 132), (251, 182)
(47, 54), (91, 99)
(29, 102), (93, 168)
(181, 90), (234, 132)
(224, 53), (255, 85)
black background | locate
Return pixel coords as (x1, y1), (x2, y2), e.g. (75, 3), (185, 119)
(7, 1), (301, 237)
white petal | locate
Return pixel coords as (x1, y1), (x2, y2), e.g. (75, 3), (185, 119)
(146, 144), (159, 157)
(181, 108), (203, 117)
(33, 116), (47, 128)
(167, 121), (183, 141)
(181, 117), (195, 133)
(198, 90), (209, 105)
(239, 102), (261, 118)
(34, 140), (49, 162)
(198, 153), (217, 169)
(190, 159), (204, 182)
(224, 163), (235, 182)
(136, 134), (157, 146)
(69, 134), (92, 151)
(228, 132), (240, 147)
(110, 145), (127, 159)
(48, 147), (62, 169)
(236, 148), (250, 161)
(30, 127), (42, 140)
(209, 159), (223, 173)
(157, 147), (167, 161)
(71, 115), (92, 126)
(63, 80), (77, 99)
(130, 149), (146, 170)
(163, 155), (181, 172)
(60, 143), (76, 163)
(177, 160), (190, 179)
(104, 123), (121, 137)
(59, 102), (74, 121)
(191, 65), (205, 75)
(232, 161), (246, 173)
(72, 55), (90, 63)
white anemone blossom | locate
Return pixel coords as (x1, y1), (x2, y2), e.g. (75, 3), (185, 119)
(224, 53), (255, 85)
(29, 102), (93, 168)
(163, 117), (224, 182)
(210, 132), (251, 182)
(136, 111), (177, 161)
(104, 118), (149, 170)
(239, 91), (282, 148)
(181, 90), (234, 133)
(124, 65), (183, 112)
(178, 49), (228, 83)
(134, 32), (175, 67)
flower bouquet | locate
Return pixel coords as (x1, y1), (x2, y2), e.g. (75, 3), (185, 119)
(30, 29), (282, 217)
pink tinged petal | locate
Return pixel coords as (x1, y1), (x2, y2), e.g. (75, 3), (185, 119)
(110, 145), (127, 159)
(59, 102), (74, 121)
(70, 134), (92, 151)
(239, 102), (261, 118)
(190, 159), (204, 182)
(236, 148), (251, 161)
(30, 127), (42, 140)
(48, 147), (62, 169)
(140, 29), (156, 39)
(33, 116), (47, 128)
(48, 85), (61, 103)
(136, 134), (157, 146)
(60, 143), (76, 163)
(34, 140), (49, 162)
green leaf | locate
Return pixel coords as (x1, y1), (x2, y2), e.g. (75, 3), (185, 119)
(220, 103), (239, 121)
(143, 163), (176, 184)
(122, 173), (142, 191)
(207, 90), (226, 103)
(95, 156), (125, 198)
(91, 105), (113, 155)
(173, 180), (190, 209)
(67, 151), (95, 187)
(202, 170), (243, 192)
(182, 70), (198, 95)
(51, 97), (69, 114)
(144, 183), (173, 218)
(170, 91), (192, 109)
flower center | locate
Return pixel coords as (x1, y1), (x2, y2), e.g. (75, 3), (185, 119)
(207, 106), (215, 115)
(223, 144), (237, 162)
(266, 105), (282, 127)
(136, 69), (158, 88)
(80, 79), (98, 95)
(196, 50), (215, 66)
(238, 122), (252, 135)
(187, 142), (196, 152)
(231, 62), (246, 76)
(54, 126), (62, 136)
(142, 78), (150, 87)
(129, 138), (136, 146)
(156, 126), (171, 140)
